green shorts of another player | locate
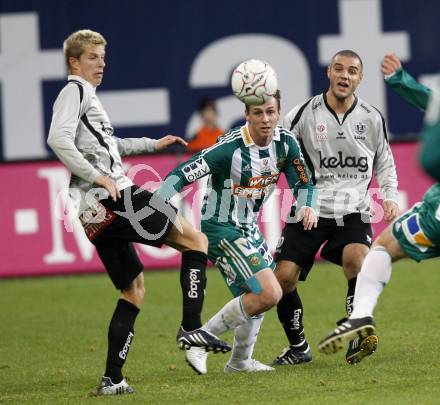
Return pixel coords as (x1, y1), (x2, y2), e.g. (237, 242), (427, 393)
(203, 224), (275, 297)
(392, 202), (440, 262)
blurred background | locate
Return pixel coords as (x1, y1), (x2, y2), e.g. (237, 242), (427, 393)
(1, 0), (438, 277)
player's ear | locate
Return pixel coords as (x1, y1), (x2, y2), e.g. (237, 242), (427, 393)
(327, 65), (331, 79)
(69, 56), (79, 72)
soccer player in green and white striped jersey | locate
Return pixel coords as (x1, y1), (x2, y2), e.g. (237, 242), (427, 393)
(158, 91), (317, 373)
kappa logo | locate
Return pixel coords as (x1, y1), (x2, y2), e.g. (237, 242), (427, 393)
(119, 332), (134, 360)
(182, 157), (210, 181)
(293, 309), (302, 329)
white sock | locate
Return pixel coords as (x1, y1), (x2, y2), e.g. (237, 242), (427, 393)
(204, 295), (250, 336)
(350, 247), (392, 319)
(227, 314), (264, 369)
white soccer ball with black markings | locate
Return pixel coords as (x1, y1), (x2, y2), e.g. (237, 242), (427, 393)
(231, 59), (278, 105)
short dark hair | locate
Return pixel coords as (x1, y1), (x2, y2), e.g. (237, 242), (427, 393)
(330, 49), (363, 70)
(245, 89), (281, 112)
(198, 96), (216, 112)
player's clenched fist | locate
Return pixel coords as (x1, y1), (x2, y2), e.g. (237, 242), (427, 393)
(381, 53), (402, 76)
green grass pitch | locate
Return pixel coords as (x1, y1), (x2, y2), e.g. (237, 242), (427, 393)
(1, 258), (440, 404)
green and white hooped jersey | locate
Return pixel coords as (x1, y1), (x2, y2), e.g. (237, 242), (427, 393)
(159, 123), (315, 239)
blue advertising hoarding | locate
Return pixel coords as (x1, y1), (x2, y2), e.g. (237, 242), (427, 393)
(0, 0), (438, 161)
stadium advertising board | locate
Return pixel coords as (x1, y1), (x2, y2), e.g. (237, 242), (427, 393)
(0, 0), (439, 162)
(0, 144), (433, 277)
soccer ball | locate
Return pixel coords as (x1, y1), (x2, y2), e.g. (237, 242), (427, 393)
(231, 59), (278, 105)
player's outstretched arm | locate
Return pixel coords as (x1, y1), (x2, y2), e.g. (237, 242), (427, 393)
(155, 135), (188, 151)
(419, 90), (440, 182)
(115, 134), (187, 156)
(382, 53), (431, 110)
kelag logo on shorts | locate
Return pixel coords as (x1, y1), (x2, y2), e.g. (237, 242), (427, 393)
(319, 151), (368, 173)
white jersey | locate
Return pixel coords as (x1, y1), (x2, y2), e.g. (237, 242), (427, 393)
(48, 75), (158, 206)
(283, 93), (398, 218)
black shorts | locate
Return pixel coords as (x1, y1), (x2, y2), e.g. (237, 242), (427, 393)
(274, 212), (372, 281)
(81, 185), (177, 290)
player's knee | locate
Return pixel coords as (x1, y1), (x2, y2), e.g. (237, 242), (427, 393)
(137, 283), (146, 301)
(259, 283), (282, 311)
(343, 259), (362, 278)
(122, 280), (145, 308)
(372, 229), (392, 249)
(133, 286), (145, 307)
(274, 261), (301, 293)
(196, 232), (209, 252)
(186, 230), (208, 253)
(275, 271), (298, 293)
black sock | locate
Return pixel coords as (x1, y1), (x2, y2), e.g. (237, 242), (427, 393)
(180, 250), (207, 331)
(105, 299), (139, 384)
(277, 289), (308, 350)
(346, 277), (357, 316)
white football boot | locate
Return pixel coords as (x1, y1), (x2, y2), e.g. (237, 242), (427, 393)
(224, 359), (275, 372)
(185, 346), (208, 374)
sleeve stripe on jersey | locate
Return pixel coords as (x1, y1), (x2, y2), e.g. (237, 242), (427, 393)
(372, 106), (389, 143)
(289, 98), (312, 131)
(67, 80), (84, 118)
(217, 127), (242, 144)
(199, 129), (241, 156)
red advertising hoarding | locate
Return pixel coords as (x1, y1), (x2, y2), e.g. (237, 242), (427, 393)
(1, 144), (433, 277)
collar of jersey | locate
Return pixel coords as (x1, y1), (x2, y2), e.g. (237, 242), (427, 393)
(67, 75), (96, 94)
(241, 123), (280, 148)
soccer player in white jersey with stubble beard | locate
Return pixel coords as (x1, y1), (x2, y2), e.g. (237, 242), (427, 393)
(272, 50), (400, 366)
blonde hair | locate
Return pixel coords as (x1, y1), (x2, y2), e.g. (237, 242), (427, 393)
(63, 29), (107, 71)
